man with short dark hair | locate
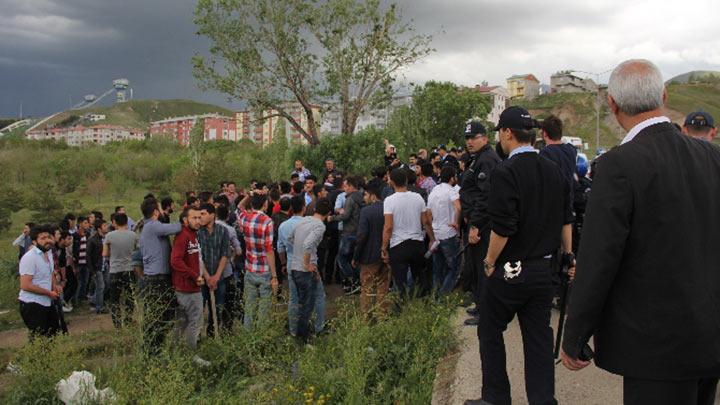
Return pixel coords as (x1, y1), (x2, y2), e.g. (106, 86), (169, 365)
(104, 213), (138, 328)
(353, 178), (391, 317)
(288, 198), (331, 340)
(114, 206), (136, 231)
(459, 118), (501, 325)
(539, 114), (576, 186)
(237, 192), (278, 330)
(418, 163), (437, 195)
(321, 158), (339, 179)
(138, 197), (181, 353)
(171, 207), (205, 349)
(159, 197), (175, 224)
(215, 203), (242, 329)
(88, 219), (109, 314)
(291, 160), (312, 182)
(329, 176), (363, 294)
(303, 175), (317, 206)
(18, 225), (62, 339)
(469, 106), (574, 405)
(72, 217), (90, 305)
(437, 144), (458, 168)
(427, 166), (461, 296)
(197, 203), (230, 336)
(682, 111), (717, 142)
(381, 168), (436, 298)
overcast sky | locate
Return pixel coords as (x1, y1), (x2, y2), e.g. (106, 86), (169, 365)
(2, 0), (719, 117)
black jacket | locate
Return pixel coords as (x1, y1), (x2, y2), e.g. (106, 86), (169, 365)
(353, 201), (384, 265)
(86, 233), (104, 273)
(563, 122), (720, 380)
(460, 144), (501, 230)
(334, 190), (364, 236)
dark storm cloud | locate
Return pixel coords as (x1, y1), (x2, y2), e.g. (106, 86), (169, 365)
(1, 0), (719, 117)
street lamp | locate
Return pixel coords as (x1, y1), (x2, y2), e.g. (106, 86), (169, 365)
(569, 69), (612, 155)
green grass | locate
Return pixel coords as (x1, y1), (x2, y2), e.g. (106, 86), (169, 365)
(2, 297), (458, 404)
(667, 84), (720, 123)
(40, 99), (235, 130)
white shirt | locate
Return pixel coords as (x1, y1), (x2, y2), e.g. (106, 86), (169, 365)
(621, 116), (671, 145)
(427, 183), (460, 241)
(383, 191), (427, 248)
(18, 246), (53, 307)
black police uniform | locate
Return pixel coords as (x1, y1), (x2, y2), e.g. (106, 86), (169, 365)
(459, 143), (501, 307)
(479, 148), (574, 405)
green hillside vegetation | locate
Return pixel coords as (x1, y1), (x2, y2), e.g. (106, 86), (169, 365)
(667, 70), (720, 84)
(511, 92), (619, 152)
(40, 99), (235, 130)
(666, 83), (720, 123)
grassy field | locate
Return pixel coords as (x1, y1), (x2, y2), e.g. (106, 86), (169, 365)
(666, 83), (720, 123)
(40, 99), (235, 130)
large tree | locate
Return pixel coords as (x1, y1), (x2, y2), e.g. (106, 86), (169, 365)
(193, 0), (432, 144)
(311, 0), (433, 136)
(386, 81), (492, 151)
(193, 0), (322, 145)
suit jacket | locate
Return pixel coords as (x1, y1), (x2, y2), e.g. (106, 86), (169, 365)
(562, 122), (720, 380)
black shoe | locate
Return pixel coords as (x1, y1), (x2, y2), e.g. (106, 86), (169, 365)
(464, 399), (494, 405)
(463, 317), (479, 326)
(466, 306), (479, 316)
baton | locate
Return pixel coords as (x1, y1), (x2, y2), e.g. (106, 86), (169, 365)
(554, 267), (569, 360)
(199, 245), (219, 338)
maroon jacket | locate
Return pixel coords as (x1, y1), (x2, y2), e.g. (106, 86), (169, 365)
(170, 226), (201, 293)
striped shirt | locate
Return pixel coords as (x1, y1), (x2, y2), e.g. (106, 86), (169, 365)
(236, 209), (274, 274)
(198, 224), (229, 277)
(78, 235), (87, 265)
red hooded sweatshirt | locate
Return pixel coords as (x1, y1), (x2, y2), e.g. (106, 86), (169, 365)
(170, 226), (201, 293)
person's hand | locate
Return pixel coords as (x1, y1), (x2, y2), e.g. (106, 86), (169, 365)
(381, 249), (390, 264)
(206, 276), (218, 291)
(270, 277), (279, 294)
(351, 260), (357, 269)
(281, 265), (287, 275)
(561, 348), (591, 371)
(47, 290), (60, 300)
(196, 276), (205, 286)
(55, 285), (63, 294)
(450, 222), (459, 231)
(568, 263), (576, 281)
(469, 226), (480, 244)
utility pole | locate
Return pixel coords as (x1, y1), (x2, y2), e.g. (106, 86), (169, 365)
(571, 69), (612, 156)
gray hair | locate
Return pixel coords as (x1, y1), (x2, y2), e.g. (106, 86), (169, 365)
(608, 59), (665, 116)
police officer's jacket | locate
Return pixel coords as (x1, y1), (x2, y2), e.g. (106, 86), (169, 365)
(460, 144), (501, 232)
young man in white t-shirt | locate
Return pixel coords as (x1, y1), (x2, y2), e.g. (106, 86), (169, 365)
(381, 168), (436, 298)
(426, 166), (462, 295)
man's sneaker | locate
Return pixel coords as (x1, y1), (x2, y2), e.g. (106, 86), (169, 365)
(466, 306), (479, 316)
(192, 355), (211, 367)
(62, 304), (73, 313)
(464, 317), (479, 326)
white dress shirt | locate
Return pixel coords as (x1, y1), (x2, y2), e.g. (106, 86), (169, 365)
(621, 116), (671, 145)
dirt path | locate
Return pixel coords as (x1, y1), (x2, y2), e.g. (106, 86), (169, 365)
(0, 310), (114, 349)
(434, 308), (624, 404)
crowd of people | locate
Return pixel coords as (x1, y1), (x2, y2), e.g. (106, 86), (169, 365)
(12, 58), (720, 405)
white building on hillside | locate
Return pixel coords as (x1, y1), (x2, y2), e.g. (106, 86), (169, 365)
(320, 95), (413, 135)
(474, 85), (509, 125)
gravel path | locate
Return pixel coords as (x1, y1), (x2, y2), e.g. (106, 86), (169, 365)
(435, 307), (624, 404)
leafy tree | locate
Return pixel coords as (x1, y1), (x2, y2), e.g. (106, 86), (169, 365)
(188, 121), (206, 190)
(193, 0), (322, 145)
(311, 0), (433, 135)
(85, 173), (109, 203)
(386, 81), (492, 153)
(267, 119), (290, 181)
(26, 183), (65, 224)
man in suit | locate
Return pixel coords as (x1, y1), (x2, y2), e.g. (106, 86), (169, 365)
(561, 59), (720, 405)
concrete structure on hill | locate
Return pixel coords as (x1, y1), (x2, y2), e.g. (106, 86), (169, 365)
(550, 71), (597, 93)
(150, 113), (237, 145)
(26, 124), (144, 146)
(474, 84), (508, 125)
(320, 95), (413, 135)
(236, 103), (321, 146)
(506, 74), (540, 100)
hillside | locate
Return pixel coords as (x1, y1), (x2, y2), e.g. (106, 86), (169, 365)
(510, 83), (720, 154)
(37, 99), (234, 131)
(667, 71), (720, 84)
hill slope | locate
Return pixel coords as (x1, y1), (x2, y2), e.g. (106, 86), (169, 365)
(667, 71), (720, 84)
(510, 84), (720, 153)
(38, 99), (234, 131)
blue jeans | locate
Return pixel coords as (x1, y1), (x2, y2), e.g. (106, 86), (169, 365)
(292, 270), (317, 340)
(288, 268), (326, 335)
(432, 236), (460, 296)
(336, 235), (358, 283)
(243, 272), (271, 331)
(202, 277), (227, 336)
(94, 270), (109, 312)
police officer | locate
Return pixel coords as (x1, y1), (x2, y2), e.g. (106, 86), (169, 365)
(466, 107), (575, 405)
(459, 119), (501, 325)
